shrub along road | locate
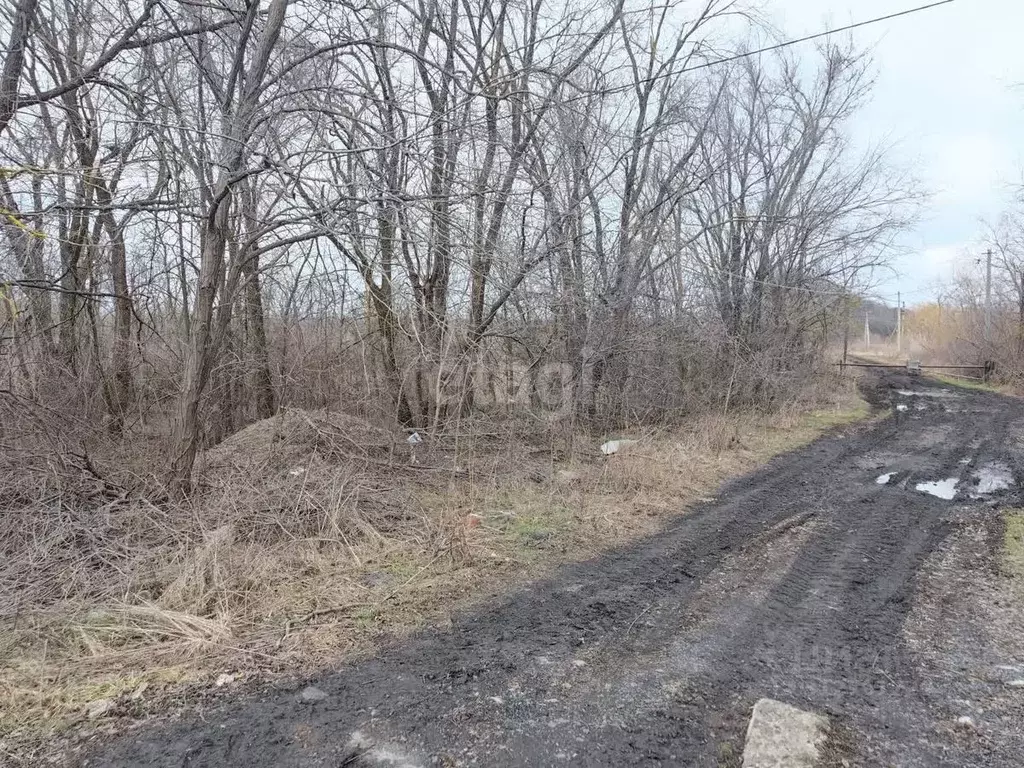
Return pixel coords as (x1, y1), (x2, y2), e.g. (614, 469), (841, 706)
(80, 373), (1024, 767)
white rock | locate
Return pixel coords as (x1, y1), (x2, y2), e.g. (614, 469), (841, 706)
(600, 439), (638, 456)
(346, 730), (421, 768)
(85, 698), (116, 720)
(298, 685), (328, 703)
(742, 698), (828, 768)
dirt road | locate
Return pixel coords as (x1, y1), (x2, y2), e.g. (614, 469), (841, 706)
(79, 373), (1024, 767)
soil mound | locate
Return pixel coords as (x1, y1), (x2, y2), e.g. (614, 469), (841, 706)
(204, 408), (406, 475)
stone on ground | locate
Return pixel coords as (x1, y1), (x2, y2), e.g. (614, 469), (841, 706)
(742, 698), (829, 768)
(298, 685), (328, 704)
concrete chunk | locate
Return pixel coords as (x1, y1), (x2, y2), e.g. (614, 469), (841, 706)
(742, 698), (829, 768)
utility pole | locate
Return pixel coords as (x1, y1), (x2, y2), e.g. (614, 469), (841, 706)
(985, 248), (993, 341)
(897, 291), (902, 355)
(842, 293), (850, 371)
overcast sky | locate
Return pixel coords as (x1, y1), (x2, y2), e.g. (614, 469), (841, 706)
(762, 0), (1024, 305)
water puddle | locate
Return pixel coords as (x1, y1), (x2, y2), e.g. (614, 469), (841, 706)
(897, 389), (959, 398)
(872, 455), (1012, 502)
(915, 478), (958, 500)
(973, 462), (1013, 494)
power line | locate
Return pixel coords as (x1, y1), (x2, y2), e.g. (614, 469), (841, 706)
(679, 0), (958, 75)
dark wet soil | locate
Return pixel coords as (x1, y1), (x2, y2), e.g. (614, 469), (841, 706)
(75, 373), (1024, 767)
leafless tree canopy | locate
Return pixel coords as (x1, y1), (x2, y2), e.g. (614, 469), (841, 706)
(0, 0), (914, 492)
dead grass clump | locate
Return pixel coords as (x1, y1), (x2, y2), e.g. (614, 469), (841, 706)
(194, 408), (426, 546)
(159, 525), (237, 617)
(1, 406), (437, 739)
(74, 604), (232, 654)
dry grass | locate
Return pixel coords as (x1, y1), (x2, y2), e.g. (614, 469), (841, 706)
(0, 375), (868, 754)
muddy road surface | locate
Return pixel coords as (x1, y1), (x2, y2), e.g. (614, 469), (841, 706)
(80, 374), (1024, 767)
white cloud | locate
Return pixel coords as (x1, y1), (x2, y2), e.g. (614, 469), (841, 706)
(924, 134), (1007, 207)
(890, 243), (980, 304)
(763, 0), (1024, 299)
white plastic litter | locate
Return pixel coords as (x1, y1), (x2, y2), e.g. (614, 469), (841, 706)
(407, 432), (423, 445)
(600, 439), (638, 455)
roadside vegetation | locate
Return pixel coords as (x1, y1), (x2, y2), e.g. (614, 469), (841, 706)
(930, 373), (999, 392)
(900, 201), (1024, 388)
(0, 376), (868, 751)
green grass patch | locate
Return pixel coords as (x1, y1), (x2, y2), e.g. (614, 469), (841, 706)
(486, 490), (572, 563)
(380, 559), (422, 580)
(506, 514), (562, 544)
(803, 398), (872, 430)
(352, 605), (382, 627)
(930, 373), (1002, 393)
(750, 387), (872, 461)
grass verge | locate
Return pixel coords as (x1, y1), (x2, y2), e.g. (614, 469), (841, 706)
(0, 376), (870, 759)
(930, 373), (1007, 393)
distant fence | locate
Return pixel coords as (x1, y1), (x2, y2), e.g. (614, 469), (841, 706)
(837, 359), (996, 381)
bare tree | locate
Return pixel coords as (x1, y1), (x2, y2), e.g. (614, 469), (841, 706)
(0, 0), (915, 493)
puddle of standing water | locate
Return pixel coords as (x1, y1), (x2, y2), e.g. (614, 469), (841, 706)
(915, 478), (958, 500)
(974, 462), (1013, 494)
(897, 389), (959, 398)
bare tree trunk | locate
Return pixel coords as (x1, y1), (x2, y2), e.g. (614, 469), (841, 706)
(89, 175), (136, 429)
(0, 175), (55, 356)
(0, 0), (41, 136)
(1018, 271), (1024, 356)
(242, 249), (274, 420)
(168, 191), (231, 491)
(166, 0), (289, 495)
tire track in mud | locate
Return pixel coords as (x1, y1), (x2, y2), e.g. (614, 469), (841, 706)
(79, 374), (1024, 768)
